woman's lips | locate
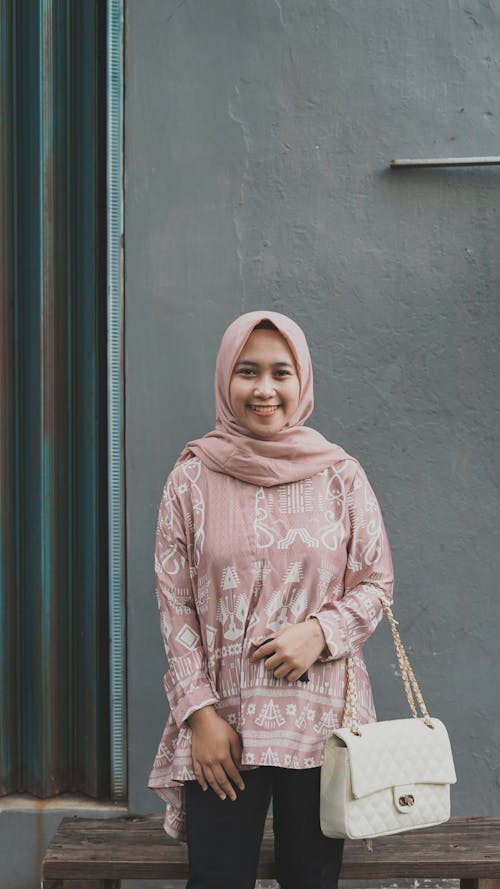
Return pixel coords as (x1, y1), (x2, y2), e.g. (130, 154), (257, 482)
(248, 404), (281, 417)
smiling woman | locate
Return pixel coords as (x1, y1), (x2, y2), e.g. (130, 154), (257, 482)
(148, 310), (394, 889)
(229, 323), (301, 435)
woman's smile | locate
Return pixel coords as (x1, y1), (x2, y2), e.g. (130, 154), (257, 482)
(248, 403), (282, 416)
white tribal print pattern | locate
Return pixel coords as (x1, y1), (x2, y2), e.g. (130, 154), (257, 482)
(148, 455), (394, 844)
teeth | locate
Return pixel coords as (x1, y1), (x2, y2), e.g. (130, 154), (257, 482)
(250, 405), (279, 412)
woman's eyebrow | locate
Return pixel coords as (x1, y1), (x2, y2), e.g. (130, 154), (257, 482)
(235, 360), (295, 369)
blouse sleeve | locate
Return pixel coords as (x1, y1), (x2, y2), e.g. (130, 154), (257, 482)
(307, 462), (394, 661)
(154, 473), (219, 727)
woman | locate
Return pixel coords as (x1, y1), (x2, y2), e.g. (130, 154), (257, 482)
(148, 310), (394, 889)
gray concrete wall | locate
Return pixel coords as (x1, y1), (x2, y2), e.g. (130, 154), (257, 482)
(3, 3), (498, 889)
(125, 0), (500, 828)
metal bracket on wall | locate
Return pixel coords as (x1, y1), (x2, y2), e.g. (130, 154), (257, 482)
(390, 156), (500, 168)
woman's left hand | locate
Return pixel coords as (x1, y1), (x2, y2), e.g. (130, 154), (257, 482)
(249, 619), (327, 682)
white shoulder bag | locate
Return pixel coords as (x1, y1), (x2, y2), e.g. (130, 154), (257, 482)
(320, 594), (457, 840)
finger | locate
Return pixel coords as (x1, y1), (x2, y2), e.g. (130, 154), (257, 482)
(284, 668), (303, 682)
(203, 765), (229, 800)
(250, 648), (266, 662)
(211, 763), (238, 801)
(224, 757), (245, 792)
(193, 762), (208, 791)
(228, 739), (245, 790)
(263, 653), (286, 672)
(249, 636), (277, 661)
(250, 642), (275, 662)
(273, 662), (295, 678)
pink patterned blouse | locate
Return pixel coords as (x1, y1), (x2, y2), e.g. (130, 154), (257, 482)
(147, 450), (394, 841)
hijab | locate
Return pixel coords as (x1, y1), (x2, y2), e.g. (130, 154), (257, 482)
(174, 310), (352, 487)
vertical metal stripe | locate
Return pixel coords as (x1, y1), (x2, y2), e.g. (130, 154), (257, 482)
(38, 0), (70, 794)
(16, 0), (40, 793)
(12, 0), (22, 798)
(107, 0), (126, 800)
(18, 0), (48, 794)
(39, 0), (56, 796)
(64, 0), (74, 793)
(1, 0), (112, 800)
(15, 0), (74, 796)
(70, 0), (110, 797)
(0, 0), (19, 794)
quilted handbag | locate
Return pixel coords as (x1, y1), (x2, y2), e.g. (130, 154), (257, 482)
(320, 594), (457, 840)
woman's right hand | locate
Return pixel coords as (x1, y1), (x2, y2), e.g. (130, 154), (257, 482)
(187, 705), (246, 800)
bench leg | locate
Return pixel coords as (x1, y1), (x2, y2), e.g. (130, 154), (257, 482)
(461, 881), (500, 889)
(41, 881), (121, 889)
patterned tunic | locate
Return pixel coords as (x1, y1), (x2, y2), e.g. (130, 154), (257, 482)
(147, 449), (394, 841)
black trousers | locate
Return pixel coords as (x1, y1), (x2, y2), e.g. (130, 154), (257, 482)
(184, 765), (345, 889)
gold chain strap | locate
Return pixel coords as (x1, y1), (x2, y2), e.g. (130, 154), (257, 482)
(342, 653), (362, 735)
(341, 592), (435, 735)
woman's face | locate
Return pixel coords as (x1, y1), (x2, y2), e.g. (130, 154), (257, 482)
(229, 328), (301, 435)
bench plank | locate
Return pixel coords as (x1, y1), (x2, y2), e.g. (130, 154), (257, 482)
(41, 815), (500, 883)
(42, 883), (121, 889)
(461, 883), (500, 889)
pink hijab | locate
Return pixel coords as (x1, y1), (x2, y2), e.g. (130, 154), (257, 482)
(175, 310), (352, 487)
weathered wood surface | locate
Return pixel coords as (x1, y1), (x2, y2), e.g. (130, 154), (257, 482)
(41, 815), (500, 882)
(461, 881), (500, 889)
(41, 882), (121, 889)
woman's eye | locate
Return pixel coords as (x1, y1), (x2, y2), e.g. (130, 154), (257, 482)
(236, 368), (291, 378)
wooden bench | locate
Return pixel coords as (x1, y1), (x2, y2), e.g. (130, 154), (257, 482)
(41, 814), (500, 889)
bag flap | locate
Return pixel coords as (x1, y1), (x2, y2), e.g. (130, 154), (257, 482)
(332, 717), (457, 799)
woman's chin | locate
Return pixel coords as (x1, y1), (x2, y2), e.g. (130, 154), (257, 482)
(233, 407), (290, 437)
(250, 420), (287, 438)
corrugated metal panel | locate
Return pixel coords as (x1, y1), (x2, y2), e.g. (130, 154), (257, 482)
(0, 0), (118, 799)
(69, 0), (111, 799)
(107, 0), (127, 802)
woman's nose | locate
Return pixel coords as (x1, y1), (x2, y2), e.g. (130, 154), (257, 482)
(253, 376), (275, 396)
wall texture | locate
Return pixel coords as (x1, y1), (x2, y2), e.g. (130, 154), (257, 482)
(125, 0), (500, 824)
